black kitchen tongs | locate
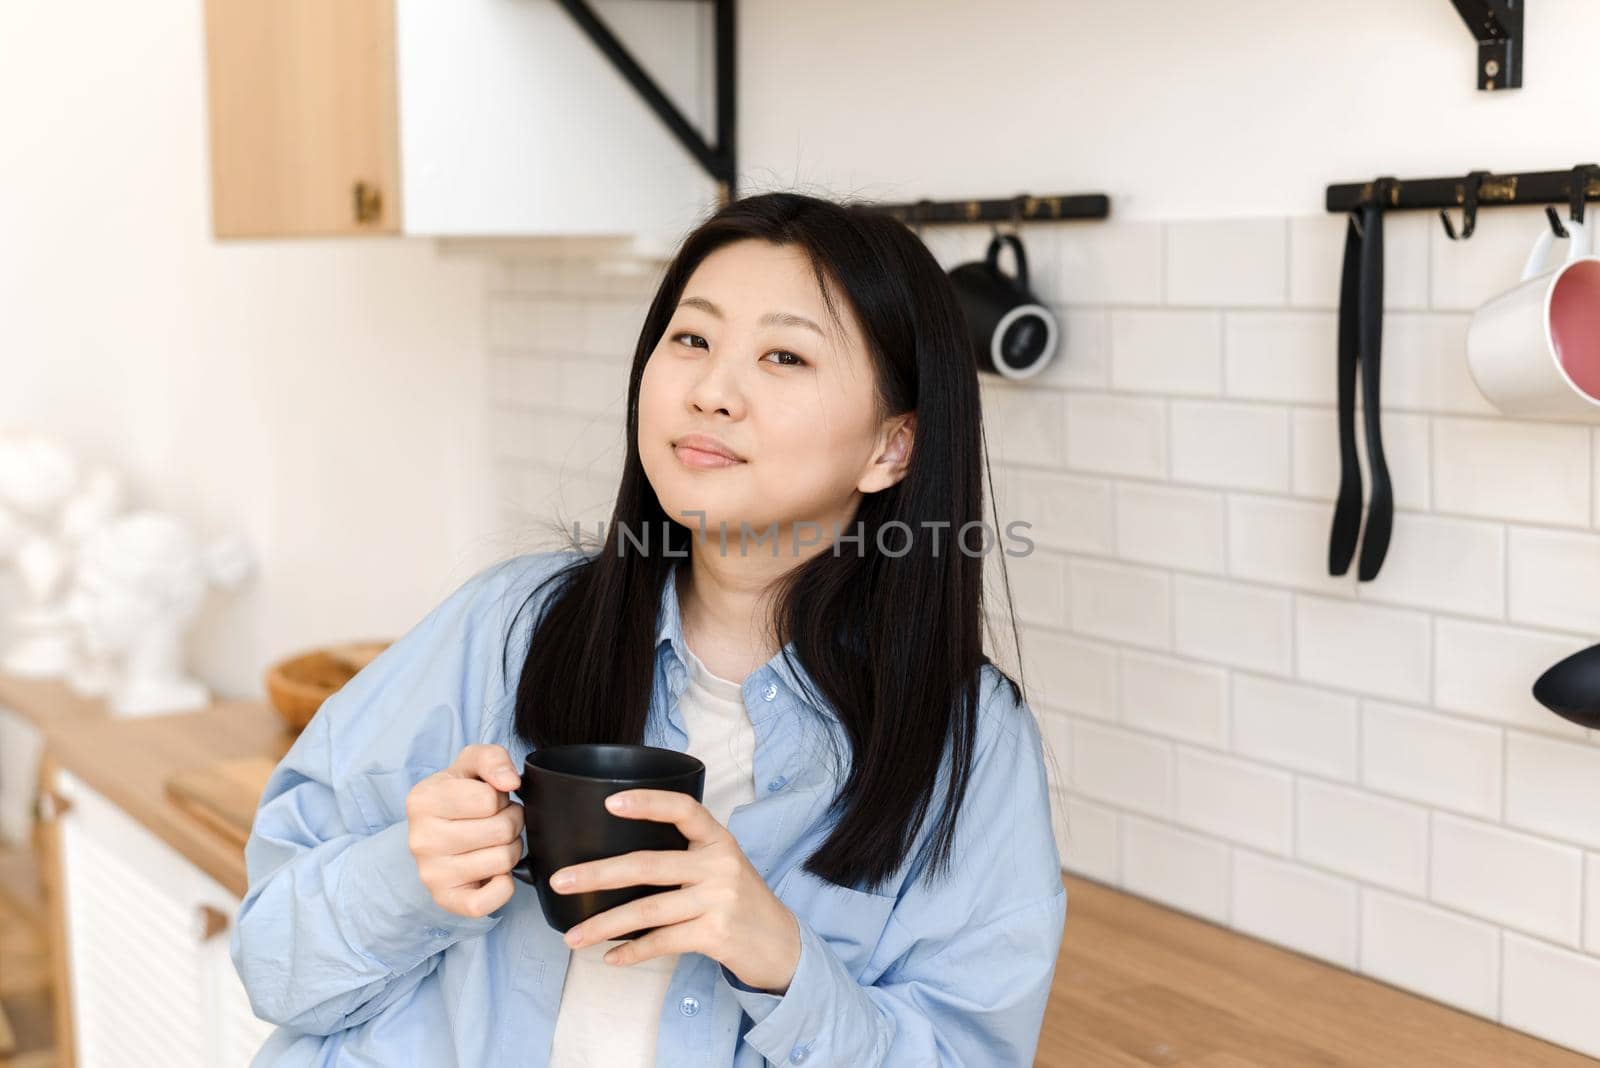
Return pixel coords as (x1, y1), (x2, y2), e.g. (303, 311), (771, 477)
(1328, 179), (1393, 581)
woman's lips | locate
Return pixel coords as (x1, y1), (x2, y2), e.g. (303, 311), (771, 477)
(673, 443), (745, 469)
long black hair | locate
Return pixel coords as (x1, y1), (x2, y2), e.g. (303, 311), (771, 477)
(502, 190), (1036, 894)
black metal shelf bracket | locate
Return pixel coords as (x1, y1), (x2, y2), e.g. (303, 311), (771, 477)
(554, 0), (737, 204)
(1327, 165), (1600, 231)
(871, 193), (1111, 228)
(1449, 0), (1523, 90)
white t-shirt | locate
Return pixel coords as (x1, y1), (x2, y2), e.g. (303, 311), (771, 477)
(547, 642), (757, 1067)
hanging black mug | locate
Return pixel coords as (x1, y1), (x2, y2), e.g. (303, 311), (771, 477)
(949, 232), (1059, 379)
(511, 743), (706, 939)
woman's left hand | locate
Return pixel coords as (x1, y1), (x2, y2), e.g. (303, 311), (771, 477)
(548, 789), (801, 994)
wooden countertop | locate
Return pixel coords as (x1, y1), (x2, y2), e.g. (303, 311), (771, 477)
(0, 672), (295, 898)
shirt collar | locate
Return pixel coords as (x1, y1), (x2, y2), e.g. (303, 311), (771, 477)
(654, 556), (827, 719)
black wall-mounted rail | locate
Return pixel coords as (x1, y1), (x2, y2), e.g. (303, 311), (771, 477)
(1327, 167), (1600, 215)
(872, 193), (1111, 226)
(555, 0), (737, 202)
(1449, 0), (1523, 90)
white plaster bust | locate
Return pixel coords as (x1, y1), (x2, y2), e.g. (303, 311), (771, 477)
(64, 512), (254, 717)
(0, 433), (83, 677)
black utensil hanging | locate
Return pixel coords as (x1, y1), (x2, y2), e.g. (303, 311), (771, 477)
(1356, 196), (1394, 580)
(1533, 643), (1600, 730)
(1328, 187), (1394, 581)
(1328, 210), (1365, 575)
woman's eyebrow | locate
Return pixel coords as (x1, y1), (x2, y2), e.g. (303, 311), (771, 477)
(677, 296), (825, 340)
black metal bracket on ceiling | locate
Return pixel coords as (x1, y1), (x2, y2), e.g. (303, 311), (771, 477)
(1327, 164), (1600, 238)
(872, 194), (1111, 228)
(1449, 0), (1523, 90)
(554, 0), (737, 203)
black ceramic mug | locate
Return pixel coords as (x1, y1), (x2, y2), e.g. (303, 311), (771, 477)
(511, 743), (706, 939)
(949, 232), (1059, 380)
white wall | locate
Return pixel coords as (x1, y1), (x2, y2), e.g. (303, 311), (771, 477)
(738, 0), (1600, 220)
(0, 2), (502, 697)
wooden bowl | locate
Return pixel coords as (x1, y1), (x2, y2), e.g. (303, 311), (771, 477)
(263, 641), (391, 733)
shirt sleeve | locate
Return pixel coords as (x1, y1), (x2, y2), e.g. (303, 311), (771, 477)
(719, 664), (1068, 1066)
(229, 553), (555, 1036)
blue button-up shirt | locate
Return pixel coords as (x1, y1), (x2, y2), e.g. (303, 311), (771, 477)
(232, 549), (1067, 1066)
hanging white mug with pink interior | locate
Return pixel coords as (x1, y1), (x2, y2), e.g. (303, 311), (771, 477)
(1466, 218), (1600, 422)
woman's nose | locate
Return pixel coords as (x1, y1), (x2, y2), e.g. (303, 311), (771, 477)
(686, 355), (742, 416)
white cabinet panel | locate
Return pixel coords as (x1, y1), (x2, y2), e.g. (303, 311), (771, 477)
(396, 0), (718, 238)
(54, 769), (272, 1067)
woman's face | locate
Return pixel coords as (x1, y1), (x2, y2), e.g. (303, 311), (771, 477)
(638, 239), (913, 551)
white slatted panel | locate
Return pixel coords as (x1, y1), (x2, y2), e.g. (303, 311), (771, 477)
(55, 769), (276, 1067)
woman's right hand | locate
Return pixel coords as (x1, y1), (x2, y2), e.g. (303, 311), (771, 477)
(405, 743), (525, 918)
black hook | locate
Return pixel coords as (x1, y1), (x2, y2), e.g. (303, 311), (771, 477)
(1571, 163), (1599, 227)
(991, 195), (1025, 240)
(1543, 164), (1600, 239)
(1352, 176), (1396, 239)
(1440, 170), (1490, 240)
(1546, 206), (1570, 240)
(908, 198), (932, 237)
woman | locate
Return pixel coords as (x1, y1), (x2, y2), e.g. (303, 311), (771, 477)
(232, 191), (1066, 1066)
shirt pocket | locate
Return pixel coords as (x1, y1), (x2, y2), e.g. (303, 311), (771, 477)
(776, 869), (897, 984)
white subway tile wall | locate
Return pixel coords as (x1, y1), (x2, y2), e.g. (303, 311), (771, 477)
(1120, 813), (1232, 923)
(1502, 933), (1600, 1058)
(482, 204), (1600, 1056)
(1111, 310), (1223, 395)
(1360, 887), (1502, 1018)
(1293, 407), (1432, 509)
(1231, 847), (1359, 968)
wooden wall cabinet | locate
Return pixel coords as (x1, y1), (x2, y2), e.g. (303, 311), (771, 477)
(201, 0), (718, 240)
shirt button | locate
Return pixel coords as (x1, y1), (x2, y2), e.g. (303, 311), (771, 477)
(762, 683), (778, 701)
(789, 1048), (808, 1064)
(679, 995), (700, 1017)
(767, 776), (787, 792)
(427, 927), (449, 939)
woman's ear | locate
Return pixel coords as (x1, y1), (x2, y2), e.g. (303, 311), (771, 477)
(858, 413), (915, 494)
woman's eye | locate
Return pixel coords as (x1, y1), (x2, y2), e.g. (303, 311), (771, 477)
(672, 332), (805, 367)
